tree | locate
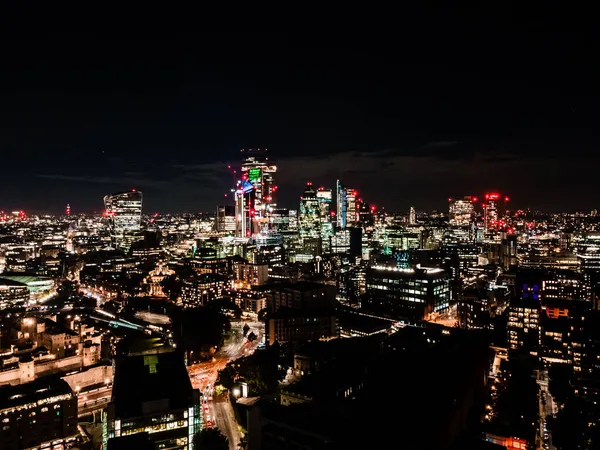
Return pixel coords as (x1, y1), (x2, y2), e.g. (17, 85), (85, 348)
(548, 364), (573, 407)
(160, 275), (182, 301)
(243, 323), (250, 337)
(193, 428), (228, 450)
(247, 331), (257, 342)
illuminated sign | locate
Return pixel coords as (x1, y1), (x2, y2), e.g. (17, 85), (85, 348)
(242, 181), (254, 194)
(248, 168), (262, 182)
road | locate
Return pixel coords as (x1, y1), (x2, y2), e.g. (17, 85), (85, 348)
(77, 385), (112, 417)
(427, 304), (458, 327)
(537, 369), (557, 450)
(188, 321), (264, 449)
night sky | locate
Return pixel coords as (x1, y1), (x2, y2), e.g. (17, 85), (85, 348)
(2, 22), (599, 214)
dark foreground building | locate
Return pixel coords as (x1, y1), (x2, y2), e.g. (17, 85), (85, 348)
(103, 351), (201, 450)
(0, 377), (78, 450)
(244, 326), (490, 450)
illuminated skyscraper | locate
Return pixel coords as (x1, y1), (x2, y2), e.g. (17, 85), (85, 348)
(335, 180), (359, 228)
(299, 182), (320, 239)
(409, 206), (416, 225)
(345, 188), (358, 226)
(317, 187), (334, 251)
(448, 196), (476, 226)
(239, 149), (277, 235)
(336, 179), (346, 228)
(103, 190), (143, 249)
(483, 193), (509, 233)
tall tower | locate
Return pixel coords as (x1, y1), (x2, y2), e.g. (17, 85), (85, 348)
(409, 206), (416, 225)
(103, 190), (143, 249)
(483, 193), (509, 233)
(336, 179), (347, 228)
(299, 182), (320, 239)
(317, 187), (334, 251)
(345, 188), (358, 227)
(239, 149), (277, 235)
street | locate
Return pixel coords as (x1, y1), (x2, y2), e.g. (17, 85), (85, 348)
(537, 370), (557, 450)
(188, 321), (264, 449)
(77, 385), (112, 417)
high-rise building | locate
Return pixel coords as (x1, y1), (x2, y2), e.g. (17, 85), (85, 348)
(316, 187), (334, 252)
(358, 200), (374, 227)
(103, 351), (201, 449)
(335, 180), (359, 228)
(482, 193), (509, 233)
(237, 149), (277, 236)
(507, 298), (540, 351)
(345, 188), (358, 227)
(103, 190), (143, 249)
(448, 196), (476, 226)
(216, 205), (236, 233)
(408, 206), (416, 225)
(299, 183), (320, 239)
(336, 180), (346, 228)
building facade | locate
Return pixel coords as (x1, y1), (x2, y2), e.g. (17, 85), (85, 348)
(103, 190), (143, 249)
(0, 378), (78, 450)
(364, 266), (450, 320)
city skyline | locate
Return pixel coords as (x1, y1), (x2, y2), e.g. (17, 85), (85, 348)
(2, 26), (600, 213)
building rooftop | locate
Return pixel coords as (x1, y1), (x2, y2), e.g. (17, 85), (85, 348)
(0, 277), (28, 287)
(111, 351), (196, 419)
(0, 377), (73, 412)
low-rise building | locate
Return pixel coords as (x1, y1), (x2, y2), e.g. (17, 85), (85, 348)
(0, 377), (79, 450)
(267, 308), (338, 346)
(0, 277), (29, 309)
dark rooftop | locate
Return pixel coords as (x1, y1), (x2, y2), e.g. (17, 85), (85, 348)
(0, 277), (27, 287)
(107, 432), (153, 450)
(111, 350), (196, 418)
(0, 377), (73, 410)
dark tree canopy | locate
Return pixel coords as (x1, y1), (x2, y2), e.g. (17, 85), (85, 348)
(193, 428), (228, 450)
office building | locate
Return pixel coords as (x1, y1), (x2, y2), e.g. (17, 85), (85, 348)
(103, 190), (143, 249)
(181, 274), (227, 307)
(448, 196), (476, 226)
(364, 266), (450, 320)
(299, 182), (320, 241)
(265, 282), (336, 312)
(316, 187), (334, 251)
(267, 309), (339, 345)
(408, 206), (417, 225)
(216, 205), (236, 233)
(0, 378), (78, 450)
(335, 180), (358, 228)
(507, 298), (540, 351)
(540, 299), (587, 365)
(457, 288), (494, 330)
(499, 230), (517, 270)
(482, 193), (508, 233)
(103, 351), (201, 450)
(576, 233), (600, 272)
(233, 261), (269, 288)
(0, 277), (30, 309)
(237, 149), (277, 236)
